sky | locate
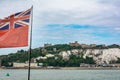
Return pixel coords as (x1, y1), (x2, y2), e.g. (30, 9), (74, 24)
(0, 0), (120, 55)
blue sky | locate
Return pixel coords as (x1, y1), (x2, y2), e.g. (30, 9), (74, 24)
(0, 0), (120, 55)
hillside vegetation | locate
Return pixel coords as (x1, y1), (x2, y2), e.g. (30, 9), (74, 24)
(0, 44), (120, 67)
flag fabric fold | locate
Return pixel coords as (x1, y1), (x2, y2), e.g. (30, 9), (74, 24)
(0, 8), (31, 48)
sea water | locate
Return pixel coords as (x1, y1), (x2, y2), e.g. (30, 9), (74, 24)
(0, 69), (120, 80)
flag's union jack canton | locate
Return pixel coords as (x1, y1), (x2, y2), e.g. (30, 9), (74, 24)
(0, 8), (31, 30)
(0, 8), (32, 48)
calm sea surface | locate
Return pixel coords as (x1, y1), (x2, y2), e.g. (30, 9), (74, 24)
(0, 69), (120, 80)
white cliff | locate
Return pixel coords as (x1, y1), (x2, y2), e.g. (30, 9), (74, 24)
(59, 48), (120, 64)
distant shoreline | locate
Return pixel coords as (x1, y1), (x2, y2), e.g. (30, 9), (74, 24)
(60, 67), (120, 70)
(1, 67), (120, 70)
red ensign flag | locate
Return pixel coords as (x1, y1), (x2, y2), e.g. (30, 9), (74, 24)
(0, 8), (31, 48)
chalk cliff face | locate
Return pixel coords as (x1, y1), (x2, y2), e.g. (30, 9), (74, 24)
(59, 48), (120, 64)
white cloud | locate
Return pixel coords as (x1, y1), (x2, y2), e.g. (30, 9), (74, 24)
(0, 0), (31, 18)
(31, 24), (118, 45)
(28, 0), (120, 30)
(1, 0), (120, 28)
(114, 28), (120, 31)
(0, 0), (120, 55)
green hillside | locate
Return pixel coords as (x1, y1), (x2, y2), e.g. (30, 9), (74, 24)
(0, 44), (119, 67)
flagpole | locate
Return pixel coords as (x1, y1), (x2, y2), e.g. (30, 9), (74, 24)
(28, 6), (33, 80)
